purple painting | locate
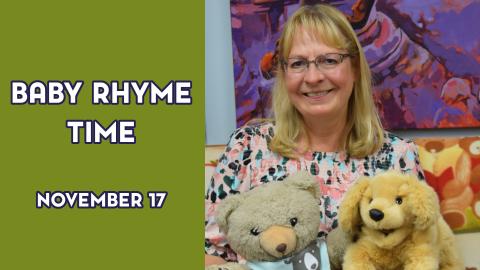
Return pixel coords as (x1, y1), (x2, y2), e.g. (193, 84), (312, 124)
(231, 0), (480, 129)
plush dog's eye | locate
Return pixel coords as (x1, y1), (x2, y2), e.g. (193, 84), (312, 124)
(395, 196), (403, 205)
(369, 198), (373, 203)
(290, 217), (298, 227)
(250, 227), (261, 236)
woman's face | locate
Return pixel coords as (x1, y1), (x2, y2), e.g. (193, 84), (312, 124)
(285, 30), (355, 124)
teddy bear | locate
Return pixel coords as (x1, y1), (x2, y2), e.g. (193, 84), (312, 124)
(337, 171), (463, 270)
(205, 171), (331, 270)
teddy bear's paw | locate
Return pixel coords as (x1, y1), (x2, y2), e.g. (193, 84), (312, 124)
(205, 262), (248, 270)
(204, 265), (229, 270)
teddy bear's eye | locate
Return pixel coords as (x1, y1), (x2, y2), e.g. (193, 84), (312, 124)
(469, 141), (480, 155)
(290, 217), (298, 227)
(250, 227), (261, 236)
(395, 196), (403, 205)
(369, 198), (373, 204)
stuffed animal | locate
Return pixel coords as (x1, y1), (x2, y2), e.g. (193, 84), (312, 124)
(338, 171), (463, 270)
(205, 171), (330, 270)
(324, 224), (352, 270)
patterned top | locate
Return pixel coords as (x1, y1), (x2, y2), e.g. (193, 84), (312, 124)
(205, 122), (424, 262)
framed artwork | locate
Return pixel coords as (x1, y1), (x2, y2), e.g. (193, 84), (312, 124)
(415, 137), (480, 233)
(231, 0), (480, 129)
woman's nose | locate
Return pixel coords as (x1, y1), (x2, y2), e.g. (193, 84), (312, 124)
(303, 64), (326, 84)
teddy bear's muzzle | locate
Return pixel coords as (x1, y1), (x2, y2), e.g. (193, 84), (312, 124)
(259, 225), (297, 258)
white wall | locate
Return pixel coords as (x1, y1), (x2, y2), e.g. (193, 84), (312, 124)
(455, 232), (480, 268)
(205, 0), (236, 145)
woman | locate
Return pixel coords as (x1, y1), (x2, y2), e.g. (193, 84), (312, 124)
(205, 4), (424, 266)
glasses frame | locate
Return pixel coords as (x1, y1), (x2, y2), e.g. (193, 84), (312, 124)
(282, 53), (352, 73)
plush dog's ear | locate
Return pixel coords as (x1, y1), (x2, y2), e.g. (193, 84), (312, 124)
(286, 171), (320, 200)
(406, 175), (440, 230)
(215, 194), (244, 234)
(339, 177), (370, 234)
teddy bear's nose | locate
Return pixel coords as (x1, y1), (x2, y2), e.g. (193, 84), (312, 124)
(276, 243), (287, 253)
(369, 209), (384, 221)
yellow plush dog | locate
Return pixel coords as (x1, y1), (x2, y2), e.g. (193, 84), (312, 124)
(339, 171), (463, 270)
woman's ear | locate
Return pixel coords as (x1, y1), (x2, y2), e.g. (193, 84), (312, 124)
(406, 176), (440, 230)
(339, 177), (370, 234)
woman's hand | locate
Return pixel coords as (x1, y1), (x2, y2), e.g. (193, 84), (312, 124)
(205, 255), (248, 270)
(205, 254), (227, 266)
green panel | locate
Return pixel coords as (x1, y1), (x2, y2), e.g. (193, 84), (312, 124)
(0, 1), (204, 268)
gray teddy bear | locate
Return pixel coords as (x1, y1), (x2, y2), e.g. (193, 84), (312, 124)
(206, 171), (333, 270)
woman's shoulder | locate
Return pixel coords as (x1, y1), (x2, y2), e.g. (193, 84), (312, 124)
(229, 121), (275, 144)
(376, 131), (418, 156)
(382, 131), (415, 145)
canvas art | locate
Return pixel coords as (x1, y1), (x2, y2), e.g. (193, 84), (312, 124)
(415, 136), (480, 233)
(231, 0), (480, 129)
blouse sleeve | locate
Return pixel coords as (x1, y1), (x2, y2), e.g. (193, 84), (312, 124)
(393, 140), (425, 180)
(204, 127), (253, 262)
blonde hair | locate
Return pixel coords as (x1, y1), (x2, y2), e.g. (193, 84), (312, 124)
(269, 4), (384, 159)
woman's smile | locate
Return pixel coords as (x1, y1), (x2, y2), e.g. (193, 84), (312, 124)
(302, 88), (335, 99)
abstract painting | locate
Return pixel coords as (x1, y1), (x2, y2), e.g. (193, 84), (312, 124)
(231, 0), (480, 129)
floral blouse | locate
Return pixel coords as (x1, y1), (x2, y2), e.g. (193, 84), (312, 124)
(205, 122), (424, 262)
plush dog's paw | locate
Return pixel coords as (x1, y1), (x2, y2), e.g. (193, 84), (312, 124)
(205, 262), (248, 270)
(404, 261), (438, 270)
(343, 262), (376, 270)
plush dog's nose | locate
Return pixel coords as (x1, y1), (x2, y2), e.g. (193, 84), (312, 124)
(276, 243), (287, 253)
(369, 209), (384, 221)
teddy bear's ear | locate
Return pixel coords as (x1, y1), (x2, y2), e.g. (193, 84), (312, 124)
(285, 171), (320, 200)
(215, 194), (245, 234)
(339, 176), (370, 234)
(405, 175), (440, 230)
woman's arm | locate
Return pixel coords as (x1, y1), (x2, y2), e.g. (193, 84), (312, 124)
(205, 254), (227, 266)
(205, 127), (254, 263)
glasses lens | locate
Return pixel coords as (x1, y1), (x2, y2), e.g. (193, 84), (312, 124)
(285, 54), (348, 73)
(287, 58), (307, 73)
(317, 54), (343, 69)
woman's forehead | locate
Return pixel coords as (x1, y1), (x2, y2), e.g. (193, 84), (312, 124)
(287, 26), (344, 53)
(287, 28), (343, 55)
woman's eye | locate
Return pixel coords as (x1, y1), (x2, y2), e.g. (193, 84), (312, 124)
(395, 197), (403, 205)
(323, 57), (339, 65)
(250, 227), (261, 236)
(290, 217), (298, 227)
(290, 60), (306, 69)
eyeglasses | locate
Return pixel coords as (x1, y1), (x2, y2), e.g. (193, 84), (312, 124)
(282, 53), (351, 73)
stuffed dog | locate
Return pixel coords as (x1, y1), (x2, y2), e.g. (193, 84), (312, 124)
(339, 171), (463, 270)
